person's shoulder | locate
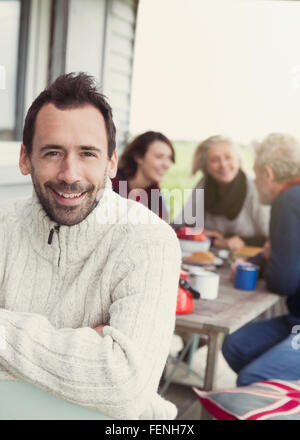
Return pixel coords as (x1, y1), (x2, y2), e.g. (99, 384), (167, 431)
(0, 197), (31, 238)
(0, 197), (30, 222)
(284, 183), (300, 199)
(105, 190), (179, 244)
(276, 184), (300, 209)
(124, 196), (177, 240)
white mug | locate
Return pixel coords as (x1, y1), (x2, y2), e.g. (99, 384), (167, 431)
(188, 268), (219, 300)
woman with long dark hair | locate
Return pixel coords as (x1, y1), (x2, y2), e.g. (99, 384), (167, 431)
(112, 131), (175, 219)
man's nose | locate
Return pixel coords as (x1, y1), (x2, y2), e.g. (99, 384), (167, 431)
(56, 156), (81, 184)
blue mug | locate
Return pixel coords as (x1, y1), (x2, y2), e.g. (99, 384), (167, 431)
(234, 264), (259, 291)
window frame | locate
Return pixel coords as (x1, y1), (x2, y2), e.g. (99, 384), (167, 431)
(14, 0), (31, 140)
(0, 0), (51, 187)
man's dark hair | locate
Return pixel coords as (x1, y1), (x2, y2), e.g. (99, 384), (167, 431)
(23, 72), (116, 158)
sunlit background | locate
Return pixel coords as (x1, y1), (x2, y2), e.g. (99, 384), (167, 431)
(131, 0), (300, 143)
(130, 0), (300, 216)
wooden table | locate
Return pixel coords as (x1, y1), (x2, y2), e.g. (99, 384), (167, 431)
(174, 266), (282, 392)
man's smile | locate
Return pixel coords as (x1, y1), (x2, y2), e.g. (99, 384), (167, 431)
(49, 187), (88, 205)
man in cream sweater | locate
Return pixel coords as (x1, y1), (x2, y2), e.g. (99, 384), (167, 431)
(0, 73), (181, 419)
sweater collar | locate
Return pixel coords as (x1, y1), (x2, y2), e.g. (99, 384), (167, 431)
(280, 176), (300, 193)
(23, 178), (115, 265)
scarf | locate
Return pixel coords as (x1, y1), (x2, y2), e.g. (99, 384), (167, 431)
(204, 169), (247, 220)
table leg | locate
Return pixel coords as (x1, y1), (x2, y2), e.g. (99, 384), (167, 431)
(199, 332), (220, 420)
(159, 335), (195, 396)
(204, 331), (220, 391)
(187, 334), (201, 368)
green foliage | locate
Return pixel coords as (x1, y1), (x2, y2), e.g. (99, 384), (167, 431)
(160, 141), (200, 221)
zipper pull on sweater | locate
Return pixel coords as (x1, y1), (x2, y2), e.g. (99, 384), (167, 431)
(48, 225), (60, 245)
(48, 228), (54, 245)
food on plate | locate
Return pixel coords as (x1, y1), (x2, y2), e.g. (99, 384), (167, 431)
(233, 246), (262, 258)
(183, 251), (215, 264)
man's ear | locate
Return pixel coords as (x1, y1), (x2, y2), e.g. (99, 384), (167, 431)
(107, 149), (118, 179)
(264, 165), (275, 182)
(19, 144), (31, 176)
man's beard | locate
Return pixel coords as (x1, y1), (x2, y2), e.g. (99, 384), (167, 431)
(31, 166), (107, 226)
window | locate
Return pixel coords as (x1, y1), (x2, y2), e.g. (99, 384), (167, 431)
(0, 0), (21, 141)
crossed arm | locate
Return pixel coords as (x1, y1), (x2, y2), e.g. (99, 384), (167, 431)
(0, 234), (181, 420)
(93, 324), (105, 337)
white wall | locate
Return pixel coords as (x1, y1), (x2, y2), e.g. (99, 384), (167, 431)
(66, 0), (106, 79)
(102, 0), (138, 149)
(0, 142), (32, 206)
(24, 0), (51, 115)
(65, 0), (138, 150)
(130, 0), (300, 144)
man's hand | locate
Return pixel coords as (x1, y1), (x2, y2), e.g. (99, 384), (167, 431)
(214, 235), (245, 251)
(93, 325), (105, 337)
(262, 240), (271, 260)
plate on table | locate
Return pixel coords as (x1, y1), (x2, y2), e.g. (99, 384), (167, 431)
(179, 238), (211, 254)
(233, 246), (262, 259)
(182, 256), (223, 268)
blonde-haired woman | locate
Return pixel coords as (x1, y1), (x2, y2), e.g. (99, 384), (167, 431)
(174, 135), (270, 251)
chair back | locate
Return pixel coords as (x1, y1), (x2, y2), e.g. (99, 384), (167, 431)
(0, 381), (110, 420)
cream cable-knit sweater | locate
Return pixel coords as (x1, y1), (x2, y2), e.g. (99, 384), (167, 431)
(0, 180), (181, 420)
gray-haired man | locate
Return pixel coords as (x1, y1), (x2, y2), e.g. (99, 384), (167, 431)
(223, 133), (300, 386)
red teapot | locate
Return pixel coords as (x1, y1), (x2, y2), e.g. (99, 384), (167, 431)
(176, 270), (200, 315)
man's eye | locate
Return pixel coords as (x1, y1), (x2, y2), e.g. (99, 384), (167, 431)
(82, 152), (96, 157)
(46, 151), (59, 157)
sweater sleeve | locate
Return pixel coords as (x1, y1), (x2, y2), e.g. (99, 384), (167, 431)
(0, 226), (181, 420)
(264, 192), (300, 296)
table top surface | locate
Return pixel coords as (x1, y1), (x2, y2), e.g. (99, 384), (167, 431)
(176, 265), (281, 335)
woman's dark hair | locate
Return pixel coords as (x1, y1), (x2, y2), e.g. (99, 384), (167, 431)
(23, 72), (116, 158)
(118, 131), (175, 179)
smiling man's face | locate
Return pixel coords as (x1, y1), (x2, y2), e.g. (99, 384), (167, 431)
(19, 103), (117, 226)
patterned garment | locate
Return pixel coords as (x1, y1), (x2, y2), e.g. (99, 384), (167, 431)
(193, 380), (300, 420)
